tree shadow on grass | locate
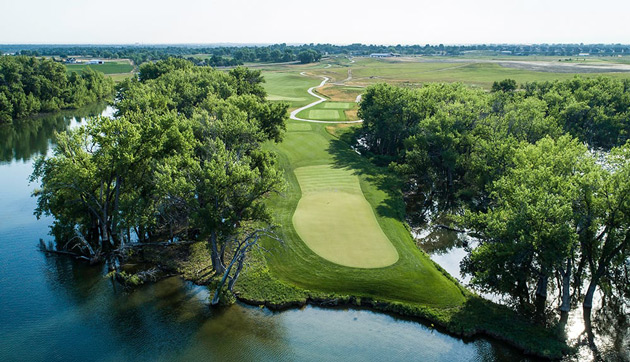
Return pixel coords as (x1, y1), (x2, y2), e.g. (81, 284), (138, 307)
(326, 131), (406, 221)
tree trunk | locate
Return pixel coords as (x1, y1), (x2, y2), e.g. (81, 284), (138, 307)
(583, 278), (599, 310)
(210, 231), (225, 274)
(560, 257), (572, 312)
(228, 253), (246, 291)
(535, 274), (548, 301)
(211, 247), (242, 305)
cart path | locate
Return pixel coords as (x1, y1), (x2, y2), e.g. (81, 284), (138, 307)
(289, 72), (363, 124)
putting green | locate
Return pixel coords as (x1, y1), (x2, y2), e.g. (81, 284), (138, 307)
(292, 165), (399, 268)
(307, 109), (341, 120)
(323, 102), (353, 109)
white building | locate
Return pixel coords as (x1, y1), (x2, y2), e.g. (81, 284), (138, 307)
(369, 52), (400, 58)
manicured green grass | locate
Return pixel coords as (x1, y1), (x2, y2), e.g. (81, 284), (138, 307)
(259, 120), (466, 307)
(65, 61), (134, 75)
(263, 72), (323, 108)
(295, 99), (357, 122)
(323, 102), (353, 109)
(306, 109), (341, 120)
(292, 165), (399, 268)
(107, 73), (135, 83)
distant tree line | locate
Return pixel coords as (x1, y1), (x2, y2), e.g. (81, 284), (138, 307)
(32, 58), (289, 304)
(0, 55), (113, 122)
(358, 77), (630, 316)
(3, 44), (324, 66)
(3, 43), (630, 65)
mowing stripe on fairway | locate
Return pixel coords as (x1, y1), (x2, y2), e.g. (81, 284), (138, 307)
(287, 123), (313, 132)
(307, 109), (341, 120)
(267, 95), (306, 102)
(292, 165), (399, 268)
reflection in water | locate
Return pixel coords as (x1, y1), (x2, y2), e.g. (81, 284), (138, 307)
(413, 218), (630, 362)
(0, 101), (110, 163)
(0, 103), (534, 362)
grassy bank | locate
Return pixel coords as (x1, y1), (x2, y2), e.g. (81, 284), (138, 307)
(232, 120), (568, 358)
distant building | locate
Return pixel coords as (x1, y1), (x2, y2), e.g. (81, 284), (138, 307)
(85, 59), (104, 65)
(65, 58), (77, 64)
(578, 53), (590, 57)
(369, 52), (400, 58)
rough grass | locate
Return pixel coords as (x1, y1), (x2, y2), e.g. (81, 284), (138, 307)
(344, 109), (359, 121)
(292, 165), (399, 268)
(317, 84), (364, 102)
(324, 58), (630, 89)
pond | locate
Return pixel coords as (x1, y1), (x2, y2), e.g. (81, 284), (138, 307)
(0, 103), (533, 361)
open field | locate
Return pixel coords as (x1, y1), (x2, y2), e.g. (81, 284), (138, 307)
(292, 165), (399, 268)
(312, 57), (630, 89)
(64, 61), (134, 75)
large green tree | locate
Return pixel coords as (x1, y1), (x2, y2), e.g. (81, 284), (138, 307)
(32, 59), (288, 303)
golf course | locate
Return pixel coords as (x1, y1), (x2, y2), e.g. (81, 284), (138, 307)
(246, 68), (466, 307)
(231, 62), (588, 358)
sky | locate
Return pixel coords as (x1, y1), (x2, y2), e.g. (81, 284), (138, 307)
(2, 0), (630, 45)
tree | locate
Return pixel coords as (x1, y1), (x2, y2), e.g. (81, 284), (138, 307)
(228, 66), (266, 100)
(579, 142), (630, 311)
(297, 49), (321, 64)
(491, 79), (517, 92)
(0, 55), (113, 122)
(32, 60), (288, 304)
(462, 136), (598, 310)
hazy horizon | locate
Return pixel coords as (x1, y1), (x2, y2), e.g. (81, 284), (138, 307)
(2, 0), (630, 45)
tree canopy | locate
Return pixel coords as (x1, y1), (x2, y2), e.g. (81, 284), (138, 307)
(0, 55), (113, 122)
(358, 77), (630, 315)
(31, 59), (289, 302)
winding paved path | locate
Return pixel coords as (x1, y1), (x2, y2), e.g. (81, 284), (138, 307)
(289, 72), (363, 124)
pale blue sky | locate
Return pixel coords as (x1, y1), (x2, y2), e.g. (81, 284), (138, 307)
(1, 0), (629, 44)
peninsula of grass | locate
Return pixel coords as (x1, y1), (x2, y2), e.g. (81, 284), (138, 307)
(230, 68), (571, 359)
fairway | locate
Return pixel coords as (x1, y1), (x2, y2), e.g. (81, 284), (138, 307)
(65, 61), (134, 75)
(323, 102), (353, 109)
(292, 165), (399, 268)
(307, 109), (341, 120)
